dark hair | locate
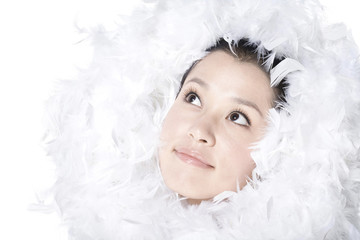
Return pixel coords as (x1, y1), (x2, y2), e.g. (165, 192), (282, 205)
(177, 38), (288, 108)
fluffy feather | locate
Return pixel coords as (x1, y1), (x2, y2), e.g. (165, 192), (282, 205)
(43, 0), (360, 239)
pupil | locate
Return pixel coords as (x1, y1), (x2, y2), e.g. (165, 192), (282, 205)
(190, 95), (196, 102)
(231, 113), (239, 121)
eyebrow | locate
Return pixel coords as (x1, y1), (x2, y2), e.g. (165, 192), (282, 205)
(231, 97), (263, 117)
(185, 77), (210, 90)
(185, 77), (263, 117)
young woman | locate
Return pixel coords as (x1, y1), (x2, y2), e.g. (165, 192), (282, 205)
(44, 0), (360, 239)
(159, 39), (285, 204)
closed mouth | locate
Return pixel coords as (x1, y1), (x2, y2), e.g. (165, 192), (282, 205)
(174, 148), (214, 169)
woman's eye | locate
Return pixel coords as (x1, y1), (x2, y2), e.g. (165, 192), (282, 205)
(227, 111), (250, 126)
(185, 92), (201, 107)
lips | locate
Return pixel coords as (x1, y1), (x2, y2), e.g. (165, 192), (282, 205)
(174, 147), (214, 169)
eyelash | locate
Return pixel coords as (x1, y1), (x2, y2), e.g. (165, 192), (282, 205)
(182, 87), (252, 127)
(182, 87), (199, 102)
(230, 107), (252, 126)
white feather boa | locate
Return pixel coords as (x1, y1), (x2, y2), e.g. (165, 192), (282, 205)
(44, 0), (360, 239)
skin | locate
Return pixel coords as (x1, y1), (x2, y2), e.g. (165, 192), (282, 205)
(158, 50), (275, 204)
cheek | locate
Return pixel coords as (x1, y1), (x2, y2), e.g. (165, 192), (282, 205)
(158, 108), (176, 179)
(159, 102), (189, 160)
(160, 101), (195, 141)
(224, 141), (253, 170)
(216, 132), (256, 184)
(160, 106), (179, 140)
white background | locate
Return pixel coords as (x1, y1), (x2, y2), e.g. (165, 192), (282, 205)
(0, 1), (359, 239)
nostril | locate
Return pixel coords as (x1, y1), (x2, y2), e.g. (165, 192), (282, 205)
(188, 132), (208, 143)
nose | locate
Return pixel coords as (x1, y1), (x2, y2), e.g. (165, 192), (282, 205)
(187, 116), (216, 146)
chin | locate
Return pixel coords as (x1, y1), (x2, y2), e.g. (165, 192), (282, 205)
(163, 175), (218, 200)
(159, 148), (223, 200)
(174, 186), (215, 202)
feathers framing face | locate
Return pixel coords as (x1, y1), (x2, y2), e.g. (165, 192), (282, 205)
(45, 0), (360, 238)
(158, 50), (274, 202)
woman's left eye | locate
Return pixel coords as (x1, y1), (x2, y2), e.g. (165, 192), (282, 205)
(227, 111), (250, 126)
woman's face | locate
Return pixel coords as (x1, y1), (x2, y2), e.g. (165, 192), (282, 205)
(158, 50), (274, 203)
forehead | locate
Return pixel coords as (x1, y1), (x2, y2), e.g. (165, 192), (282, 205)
(186, 50), (268, 81)
(184, 50), (274, 104)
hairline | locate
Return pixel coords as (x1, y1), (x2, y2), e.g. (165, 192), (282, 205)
(178, 49), (277, 105)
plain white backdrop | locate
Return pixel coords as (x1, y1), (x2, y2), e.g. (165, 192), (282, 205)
(0, 1), (358, 239)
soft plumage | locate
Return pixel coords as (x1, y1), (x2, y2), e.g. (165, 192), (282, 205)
(44, 0), (360, 239)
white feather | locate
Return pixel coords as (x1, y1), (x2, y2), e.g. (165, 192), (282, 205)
(40, 0), (360, 239)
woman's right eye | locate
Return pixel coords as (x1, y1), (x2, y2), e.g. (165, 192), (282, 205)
(185, 92), (201, 107)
